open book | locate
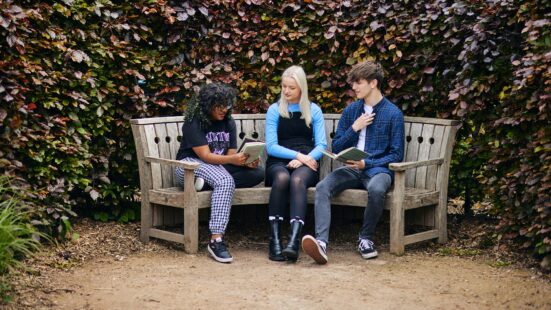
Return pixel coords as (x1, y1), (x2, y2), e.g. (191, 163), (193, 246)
(321, 147), (369, 163)
(237, 138), (266, 164)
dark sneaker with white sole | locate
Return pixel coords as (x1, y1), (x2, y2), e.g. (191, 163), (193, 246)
(358, 238), (378, 259)
(302, 235), (328, 264)
(207, 238), (233, 263)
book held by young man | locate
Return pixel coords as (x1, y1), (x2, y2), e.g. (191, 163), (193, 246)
(321, 147), (369, 163)
(237, 138), (266, 164)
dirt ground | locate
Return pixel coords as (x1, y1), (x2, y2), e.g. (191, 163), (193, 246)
(6, 217), (551, 309)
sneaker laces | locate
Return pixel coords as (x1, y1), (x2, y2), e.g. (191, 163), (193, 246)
(318, 241), (327, 253)
(359, 239), (374, 251)
(212, 239), (228, 252)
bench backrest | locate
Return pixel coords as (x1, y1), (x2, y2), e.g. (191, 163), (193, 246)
(131, 114), (459, 192)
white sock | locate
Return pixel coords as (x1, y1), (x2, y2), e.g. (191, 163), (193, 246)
(290, 218), (304, 225)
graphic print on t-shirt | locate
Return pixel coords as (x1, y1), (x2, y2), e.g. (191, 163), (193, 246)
(206, 131), (230, 155)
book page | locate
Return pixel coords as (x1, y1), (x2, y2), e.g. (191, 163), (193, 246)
(320, 149), (337, 159)
(240, 142), (265, 164)
(337, 147), (368, 161)
(237, 138), (261, 153)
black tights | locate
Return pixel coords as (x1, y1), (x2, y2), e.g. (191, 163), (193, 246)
(265, 162), (319, 220)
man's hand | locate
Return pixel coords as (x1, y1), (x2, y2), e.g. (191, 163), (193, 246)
(351, 112), (376, 132)
(345, 159), (365, 170)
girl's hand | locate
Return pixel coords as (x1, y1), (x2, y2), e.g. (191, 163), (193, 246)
(245, 158), (260, 168)
(230, 153), (249, 166)
(296, 153), (318, 171)
(287, 159), (303, 169)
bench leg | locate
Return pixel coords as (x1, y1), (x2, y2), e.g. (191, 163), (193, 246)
(183, 204), (199, 254)
(436, 201), (448, 244)
(390, 171), (405, 255)
(390, 204), (405, 255)
(140, 199), (152, 243)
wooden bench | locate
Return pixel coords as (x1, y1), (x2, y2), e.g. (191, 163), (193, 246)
(131, 114), (459, 255)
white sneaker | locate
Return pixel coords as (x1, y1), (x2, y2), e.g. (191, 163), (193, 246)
(194, 177), (205, 191)
(302, 235), (328, 264)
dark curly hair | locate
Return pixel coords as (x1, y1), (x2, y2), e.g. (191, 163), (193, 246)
(183, 83), (236, 129)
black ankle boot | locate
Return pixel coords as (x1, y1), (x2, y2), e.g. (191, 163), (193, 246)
(269, 220), (285, 261)
(282, 220), (303, 261)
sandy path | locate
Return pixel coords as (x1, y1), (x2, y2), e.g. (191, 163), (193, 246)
(46, 248), (550, 309)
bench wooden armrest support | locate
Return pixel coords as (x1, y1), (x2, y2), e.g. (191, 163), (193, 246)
(389, 158), (444, 171)
(143, 156), (201, 251)
(144, 156), (200, 170)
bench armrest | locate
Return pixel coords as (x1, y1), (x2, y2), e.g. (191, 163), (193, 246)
(144, 156), (200, 170)
(389, 158), (444, 171)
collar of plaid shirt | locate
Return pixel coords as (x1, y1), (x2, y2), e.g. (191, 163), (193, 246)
(354, 97), (387, 119)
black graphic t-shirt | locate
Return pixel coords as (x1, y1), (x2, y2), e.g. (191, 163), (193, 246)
(176, 117), (237, 160)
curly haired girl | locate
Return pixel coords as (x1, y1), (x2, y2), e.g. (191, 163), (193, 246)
(175, 83), (264, 263)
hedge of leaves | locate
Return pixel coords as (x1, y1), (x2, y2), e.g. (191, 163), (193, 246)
(0, 0), (549, 266)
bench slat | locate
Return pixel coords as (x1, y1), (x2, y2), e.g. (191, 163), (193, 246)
(142, 124), (164, 226)
(143, 124), (163, 189)
(254, 119), (268, 163)
(427, 125), (446, 191)
(235, 118), (243, 147)
(166, 122), (181, 162)
(406, 122), (423, 187)
(149, 228), (186, 244)
(154, 123), (174, 189)
(404, 229), (439, 245)
(415, 123), (435, 189)
(411, 123), (436, 226)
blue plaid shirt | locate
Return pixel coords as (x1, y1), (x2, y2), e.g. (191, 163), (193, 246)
(332, 97), (405, 178)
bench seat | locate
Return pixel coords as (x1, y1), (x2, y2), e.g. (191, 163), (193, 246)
(149, 186), (439, 210)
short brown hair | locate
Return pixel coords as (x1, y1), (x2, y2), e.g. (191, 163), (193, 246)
(346, 61), (384, 90)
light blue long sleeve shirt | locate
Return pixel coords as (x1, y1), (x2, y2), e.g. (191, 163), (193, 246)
(265, 102), (327, 160)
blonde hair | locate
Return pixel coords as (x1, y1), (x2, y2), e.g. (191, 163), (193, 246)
(278, 65), (312, 127)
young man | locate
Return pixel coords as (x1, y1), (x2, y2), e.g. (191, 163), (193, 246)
(301, 61), (404, 264)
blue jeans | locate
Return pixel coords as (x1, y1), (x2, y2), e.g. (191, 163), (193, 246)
(314, 166), (392, 244)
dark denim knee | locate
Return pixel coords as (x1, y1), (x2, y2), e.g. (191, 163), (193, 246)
(316, 178), (331, 195)
(367, 176), (390, 199)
